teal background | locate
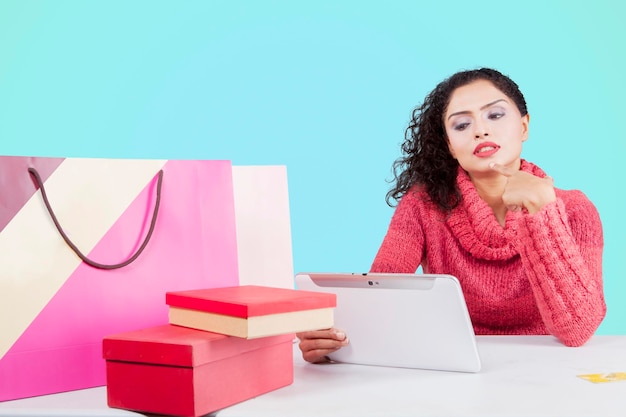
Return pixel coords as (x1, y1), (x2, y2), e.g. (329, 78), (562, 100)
(1, 1), (624, 334)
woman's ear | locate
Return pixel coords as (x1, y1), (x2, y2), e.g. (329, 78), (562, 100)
(521, 113), (530, 142)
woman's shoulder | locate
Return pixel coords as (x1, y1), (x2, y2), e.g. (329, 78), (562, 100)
(555, 188), (595, 206)
(397, 184), (431, 207)
(393, 184), (445, 219)
(555, 188), (601, 220)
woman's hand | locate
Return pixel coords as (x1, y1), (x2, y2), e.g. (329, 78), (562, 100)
(296, 328), (349, 363)
(490, 162), (556, 214)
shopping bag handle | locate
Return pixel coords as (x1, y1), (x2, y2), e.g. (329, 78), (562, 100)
(28, 167), (163, 270)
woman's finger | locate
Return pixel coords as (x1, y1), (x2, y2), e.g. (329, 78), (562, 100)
(297, 328), (349, 363)
(489, 162), (518, 177)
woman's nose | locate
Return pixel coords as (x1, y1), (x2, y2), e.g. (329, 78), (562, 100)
(474, 120), (489, 139)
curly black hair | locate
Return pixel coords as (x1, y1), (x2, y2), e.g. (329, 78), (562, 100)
(386, 68), (529, 211)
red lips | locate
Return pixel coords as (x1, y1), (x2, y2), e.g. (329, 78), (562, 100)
(474, 142), (500, 157)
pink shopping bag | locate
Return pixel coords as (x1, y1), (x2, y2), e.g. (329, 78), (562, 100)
(0, 156), (240, 401)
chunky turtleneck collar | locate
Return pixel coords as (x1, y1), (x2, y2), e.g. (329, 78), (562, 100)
(445, 160), (548, 261)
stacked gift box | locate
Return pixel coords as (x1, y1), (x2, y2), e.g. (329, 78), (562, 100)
(103, 285), (336, 417)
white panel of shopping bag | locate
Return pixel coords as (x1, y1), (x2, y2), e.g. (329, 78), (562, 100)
(232, 166), (294, 289)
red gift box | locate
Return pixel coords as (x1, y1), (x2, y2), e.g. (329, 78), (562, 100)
(166, 285), (336, 338)
(103, 324), (294, 417)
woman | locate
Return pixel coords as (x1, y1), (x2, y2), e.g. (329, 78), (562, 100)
(297, 68), (606, 363)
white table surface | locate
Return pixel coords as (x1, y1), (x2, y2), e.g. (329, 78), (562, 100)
(1, 336), (625, 417)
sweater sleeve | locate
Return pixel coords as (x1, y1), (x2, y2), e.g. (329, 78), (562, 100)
(510, 190), (606, 346)
(370, 192), (425, 273)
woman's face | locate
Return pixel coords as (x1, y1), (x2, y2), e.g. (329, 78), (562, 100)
(444, 79), (529, 176)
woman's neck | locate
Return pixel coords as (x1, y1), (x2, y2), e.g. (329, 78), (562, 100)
(469, 174), (508, 227)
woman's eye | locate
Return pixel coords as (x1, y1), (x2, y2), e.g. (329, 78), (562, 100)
(454, 122), (470, 131)
(488, 112), (505, 120)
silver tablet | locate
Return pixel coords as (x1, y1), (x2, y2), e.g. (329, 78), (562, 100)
(295, 272), (481, 373)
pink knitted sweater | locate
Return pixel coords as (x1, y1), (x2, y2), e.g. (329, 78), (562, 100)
(370, 160), (606, 346)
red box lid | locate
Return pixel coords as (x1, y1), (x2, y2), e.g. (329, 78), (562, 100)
(165, 285), (336, 318)
(103, 325), (293, 367)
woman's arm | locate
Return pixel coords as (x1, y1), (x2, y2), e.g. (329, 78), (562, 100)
(511, 191), (606, 346)
(370, 192), (425, 273)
